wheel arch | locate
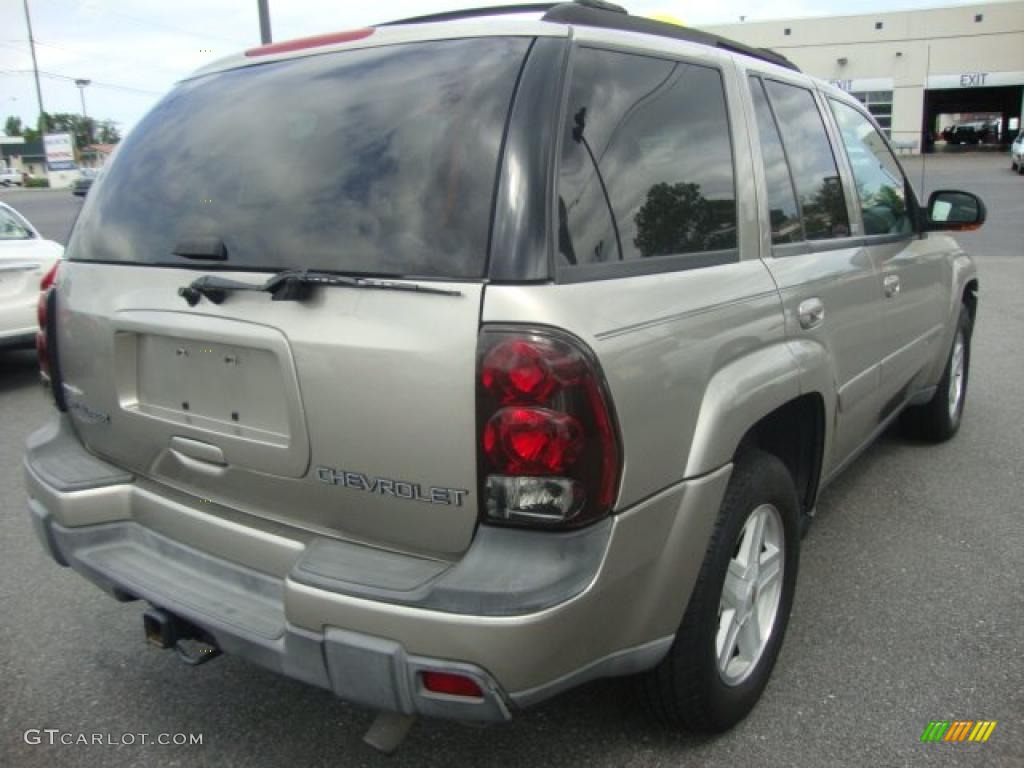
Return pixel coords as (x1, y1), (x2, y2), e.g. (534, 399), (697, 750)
(684, 340), (835, 515)
(962, 278), (978, 325)
(738, 393), (826, 517)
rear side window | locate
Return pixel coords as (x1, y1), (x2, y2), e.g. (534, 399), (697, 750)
(763, 80), (850, 240)
(748, 77), (803, 245)
(829, 99), (912, 236)
(67, 38), (531, 278)
(557, 48), (737, 270)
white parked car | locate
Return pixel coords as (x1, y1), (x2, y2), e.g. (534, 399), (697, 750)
(1012, 133), (1024, 174)
(0, 167), (24, 186)
(0, 202), (63, 349)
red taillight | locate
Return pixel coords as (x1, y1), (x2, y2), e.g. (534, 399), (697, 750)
(484, 407), (583, 474)
(482, 340), (560, 403)
(37, 262), (60, 393)
(40, 262), (59, 291)
(477, 329), (621, 529)
(420, 671), (483, 698)
(245, 28), (375, 57)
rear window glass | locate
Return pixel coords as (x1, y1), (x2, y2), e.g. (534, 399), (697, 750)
(748, 76), (803, 245)
(557, 47), (737, 269)
(67, 37), (531, 278)
(762, 80), (850, 240)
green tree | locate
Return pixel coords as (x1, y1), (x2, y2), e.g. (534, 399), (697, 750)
(96, 120), (121, 144)
(4, 116), (23, 136)
(18, 112), (120, 147)
(633, 182), (714, 258)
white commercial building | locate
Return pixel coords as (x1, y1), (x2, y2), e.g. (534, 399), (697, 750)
(705, 1), (1024, 153)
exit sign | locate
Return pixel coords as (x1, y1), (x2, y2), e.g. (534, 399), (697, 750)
(959, 72), (988, 87)
(927, 71), (1024, 89)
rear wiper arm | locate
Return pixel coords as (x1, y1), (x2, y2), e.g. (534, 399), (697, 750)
(178, 270), (462, 306)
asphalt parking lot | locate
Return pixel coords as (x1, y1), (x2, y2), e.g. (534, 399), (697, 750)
(1, 153), (1021, 767)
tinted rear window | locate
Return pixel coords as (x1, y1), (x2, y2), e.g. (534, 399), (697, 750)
(67, 38), (531, 278)
(557, 48), (737, 270)
(763, 80), (850, 240)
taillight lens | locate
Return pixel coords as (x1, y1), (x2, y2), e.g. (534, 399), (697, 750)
(477, 328), (621, 529)
(37, 262), (59, 385)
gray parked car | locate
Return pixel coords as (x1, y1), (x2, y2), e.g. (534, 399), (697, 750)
(24, 0), (983, 746)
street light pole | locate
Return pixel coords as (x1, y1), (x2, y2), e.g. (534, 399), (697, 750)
(257, 0), (272, 44)
(22, 0), (47, 134)
(75, 79), (91, 147)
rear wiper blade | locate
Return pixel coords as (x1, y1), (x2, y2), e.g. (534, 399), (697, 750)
(178, 269), (462, 306)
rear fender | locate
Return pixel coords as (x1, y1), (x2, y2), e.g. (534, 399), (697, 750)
(684, 341), (837, 480)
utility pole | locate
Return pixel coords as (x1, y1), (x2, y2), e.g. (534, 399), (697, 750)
(22, 0), (47, 135)
(75, 79), (91, 146)
(257, 0), (272, 44)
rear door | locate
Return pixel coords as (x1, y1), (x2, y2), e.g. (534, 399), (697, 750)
(743, 72), (888, 471)
(55, 35), (534, 558)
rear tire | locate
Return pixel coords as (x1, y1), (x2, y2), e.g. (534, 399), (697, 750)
(641, 449), (799, 732)
(901, 306), (972, 442)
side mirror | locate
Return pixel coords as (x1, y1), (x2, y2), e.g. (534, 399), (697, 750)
(925, 190), (986, 232)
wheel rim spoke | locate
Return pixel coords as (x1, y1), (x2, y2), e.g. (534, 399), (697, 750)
(736, 612), (761, 660)
(948, 332), (965, 419)
(757, 545), (782, 593)
(716, 610), (741, 669)
(737, 507), (766, 574)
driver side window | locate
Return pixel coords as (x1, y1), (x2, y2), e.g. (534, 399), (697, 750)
(829, 99), (913, 236)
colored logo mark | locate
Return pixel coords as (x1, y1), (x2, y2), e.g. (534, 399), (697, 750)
(921, 720), (997, 742)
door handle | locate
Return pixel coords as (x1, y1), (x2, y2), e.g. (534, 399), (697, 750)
(798, 298), (825, 330)
(883, 274), (901, 298)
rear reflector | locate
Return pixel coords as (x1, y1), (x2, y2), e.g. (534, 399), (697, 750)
(245, 28), (375, 57)
(421, 671), (483, 698)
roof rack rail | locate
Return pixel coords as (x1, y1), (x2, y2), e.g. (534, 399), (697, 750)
(380, 1), (799, 73)
(542, 3), (800, 72)
(379, 4), (559, 27)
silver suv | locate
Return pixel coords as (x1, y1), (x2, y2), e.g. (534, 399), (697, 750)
(24, 1), (983, 744)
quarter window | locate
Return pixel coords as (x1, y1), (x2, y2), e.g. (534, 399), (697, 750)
(763, 80), (850, 240)
(830, 100), (912, 236)
(749, 77), (803, 244)
(557, 48), (737, 269)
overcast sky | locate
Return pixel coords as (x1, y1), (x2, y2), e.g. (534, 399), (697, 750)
(0, 0), (990, 136)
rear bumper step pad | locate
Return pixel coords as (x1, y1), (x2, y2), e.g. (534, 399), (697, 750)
(28, 500), (511, 722)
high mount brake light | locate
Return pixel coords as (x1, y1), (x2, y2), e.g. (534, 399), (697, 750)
(245, 28), (375, 57)
(477, 328), (621, 529)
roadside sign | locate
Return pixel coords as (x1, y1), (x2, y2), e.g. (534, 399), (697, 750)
(44, 133), (76, 171)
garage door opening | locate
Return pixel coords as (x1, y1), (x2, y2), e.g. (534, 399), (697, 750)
(923, 84), (1023, 153)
